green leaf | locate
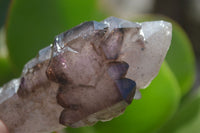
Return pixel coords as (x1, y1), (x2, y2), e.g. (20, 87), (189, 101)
(0, 58), (15, 86)
(66, 126), (95, 133)
(132, 15), (196, 96)
(0, 27), (15, 86)
(175, 90), (200, 133)
(67, 62), (181, 133)
(0, 0), (11, 27)
(6, 0), (104, 75)
(0, 27), (8, 58)
(58, 0), (106, 30)
(165, 21), (195, 96)
(158, 87), (200, 133)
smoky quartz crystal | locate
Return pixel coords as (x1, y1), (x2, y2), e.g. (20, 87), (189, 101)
(0, 17), (172, 133)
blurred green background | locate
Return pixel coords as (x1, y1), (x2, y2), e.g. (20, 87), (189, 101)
(0, 0), (199, 133)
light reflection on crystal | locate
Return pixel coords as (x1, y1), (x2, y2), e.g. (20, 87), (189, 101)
(0, 78), (20, 104)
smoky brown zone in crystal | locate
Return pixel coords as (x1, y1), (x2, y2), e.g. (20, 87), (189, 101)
(46, 54), (69, 85)
(17, 60), (50, 98)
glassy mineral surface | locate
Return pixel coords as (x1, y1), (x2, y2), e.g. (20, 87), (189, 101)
(0, 17), (172, 133)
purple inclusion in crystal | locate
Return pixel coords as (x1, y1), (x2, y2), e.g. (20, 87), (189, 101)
(115, 78), (136, 103)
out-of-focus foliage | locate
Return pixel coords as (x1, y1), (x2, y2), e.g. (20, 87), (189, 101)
(0, 58), (13, 85)
(0, 0), (198, 133)
(0, 28), (14, 85)
(174, 90), (200, 133)
(165, 20), (195, 96)
(66, 126), (95, 133)
(158, 88), (200, 133)
(0, 0), (10, 27)
(59, 0), (106, 29)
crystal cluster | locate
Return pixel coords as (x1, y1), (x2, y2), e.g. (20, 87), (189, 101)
(0, 17), (172, 133)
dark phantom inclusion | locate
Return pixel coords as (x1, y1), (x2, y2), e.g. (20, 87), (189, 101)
(46, 18), (137, 127)
(115, 78), (136, 103)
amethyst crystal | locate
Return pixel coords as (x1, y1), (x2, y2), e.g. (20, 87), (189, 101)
(0, 17), (172, 133)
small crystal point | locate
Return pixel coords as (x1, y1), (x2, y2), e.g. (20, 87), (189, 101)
(115, 78), (136, 103)
(108, 62), (129, 80)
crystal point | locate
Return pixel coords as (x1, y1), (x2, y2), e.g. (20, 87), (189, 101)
(115, 78), (136, 103)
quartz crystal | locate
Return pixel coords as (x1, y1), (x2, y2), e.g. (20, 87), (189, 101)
(0, 17), (172, 133)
